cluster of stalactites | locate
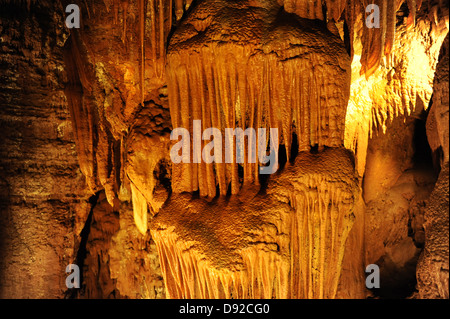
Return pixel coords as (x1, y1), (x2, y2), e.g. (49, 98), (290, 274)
(152, 230), (287, 299)
(63, 33), (122, 207)
(167, 44), (348, 197)
(79, 0), (193, 104)
(63, 0), (194, 207)
(151, 167), (357, 299)
(279, 0), (347, 21)
(280, 0), (421, 78)
(285, 176), (356, 299)
(355, 0), (421, 78)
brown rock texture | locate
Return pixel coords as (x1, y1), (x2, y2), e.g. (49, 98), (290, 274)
(0, 1), (89, 298)
(427, 35), (449, 164)
(416, 33), (449, 299)
(0, 0), (448, 300)
(363, 114), (438, 298)
(166, 0), (351, 196)
(416, 163), (449, 298)
(73, 192), (165, 299)
(152, 148), (360, 299)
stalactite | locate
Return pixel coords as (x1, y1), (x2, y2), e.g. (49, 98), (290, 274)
(406, 0), (417, 27)
(113, 0), (119, 24)
(353, 0), (417, 78)
(147, 0), (194, 73)
(344, 0), (358, 58)
(151, 148), (359, 299)
(326, 0), (347, 21)
(139, 0), (145, 105)
(167, 3), (351, 196)
(63, 34), (101, 194)
(158, 0), (164, 75)
(64, 83), (97, 193)
(385, 0), (397, 55)
(280, 0), (325, 20)
(121, 0), (129, 44)
(131, 182), (148, 235)
(83, 0), (91, 19)
(148, 0), (155, 61)
(96, 126), (116, 206)
(359, 0), (385, 77)
(345, 0), (448, 180)
(175, 0), (184, 21)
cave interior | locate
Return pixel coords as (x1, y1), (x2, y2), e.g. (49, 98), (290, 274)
(0, 0), (448, 299)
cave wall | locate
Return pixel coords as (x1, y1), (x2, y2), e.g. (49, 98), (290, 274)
(0, 0), (448, 299)
(416, 34), (449, 299)
(73, 191), (165, 299)
(0, 1), (90, 298)
(0, 1), (166, 299)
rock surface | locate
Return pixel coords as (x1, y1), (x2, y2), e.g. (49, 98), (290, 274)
(0, 0), (448, 299)
(0, 1), (89, 298)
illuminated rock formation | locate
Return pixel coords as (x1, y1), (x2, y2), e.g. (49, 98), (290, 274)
(166, 0), (351, 196)
(416, 34), (449, 299)
(126, 102), (172, 234)
(152, 148), (359, 299)
(345, 1), (449, 176)
(148, 1), (362, 299)
(0, 0), (448, 300)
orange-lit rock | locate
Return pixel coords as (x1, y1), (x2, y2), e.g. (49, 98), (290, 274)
(0, 0), (448, 300)
(166, 0), (351, 196)
(345, 1), (448, 177)
(151, 148), (360, 299)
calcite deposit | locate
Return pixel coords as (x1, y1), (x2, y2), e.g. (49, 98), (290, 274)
(0, 0), (448, 300)
(166, 0), (351, 196)
(152, 148), (359, 299)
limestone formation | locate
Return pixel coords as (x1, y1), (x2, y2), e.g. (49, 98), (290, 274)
(152, 148), (359, 299)
(0, 0), (448, 300)
(166, 0), (351, 196)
